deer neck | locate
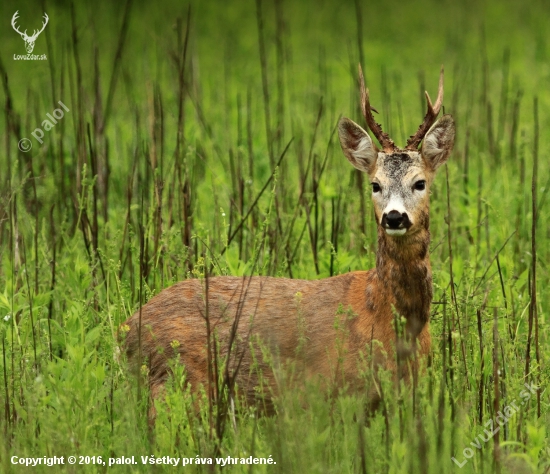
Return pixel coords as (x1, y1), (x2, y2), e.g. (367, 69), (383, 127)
(375, 220), (432, 338)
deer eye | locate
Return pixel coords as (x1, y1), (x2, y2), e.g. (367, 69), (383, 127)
(413, 180), (426, 191)
(371, 182), (381, 193)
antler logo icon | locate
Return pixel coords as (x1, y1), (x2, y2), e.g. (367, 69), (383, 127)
(11, 11), (49, 54)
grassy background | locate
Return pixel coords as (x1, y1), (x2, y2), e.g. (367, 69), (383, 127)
(0, 0), (549, 472)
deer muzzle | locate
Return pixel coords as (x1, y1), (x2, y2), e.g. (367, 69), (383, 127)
(382, 211), (411, 236)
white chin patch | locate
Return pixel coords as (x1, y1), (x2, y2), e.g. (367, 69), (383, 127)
(385, 228), (407, 236)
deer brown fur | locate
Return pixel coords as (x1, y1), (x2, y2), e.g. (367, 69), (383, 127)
(122, 65), (455, 415)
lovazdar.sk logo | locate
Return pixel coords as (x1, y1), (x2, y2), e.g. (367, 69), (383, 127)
(11, 11), (49, 60)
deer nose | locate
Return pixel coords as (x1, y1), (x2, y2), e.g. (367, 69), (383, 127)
(385, 210), (405, 229)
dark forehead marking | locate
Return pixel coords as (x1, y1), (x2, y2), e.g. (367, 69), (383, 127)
(379, 153), (415, 179)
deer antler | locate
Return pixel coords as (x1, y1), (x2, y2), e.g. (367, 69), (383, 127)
(358, 64), (396, 153)
(31, 13), (49, 40)
(406, 67), (444, 150)
(11, 11), (27, 38)
(11, 11), (49, 40)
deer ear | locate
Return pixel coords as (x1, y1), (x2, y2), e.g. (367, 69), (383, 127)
(338, 117), (378, 175)
(421, 114), (455, 170)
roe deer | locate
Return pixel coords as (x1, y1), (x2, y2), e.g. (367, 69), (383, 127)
(122, 65), (455, 415)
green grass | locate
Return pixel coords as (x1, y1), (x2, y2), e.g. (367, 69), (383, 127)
(0, 0), (549, 472)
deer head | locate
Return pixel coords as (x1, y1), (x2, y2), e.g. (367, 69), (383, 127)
(338, 65), (455, 238)
(11, 11), (49, 54)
